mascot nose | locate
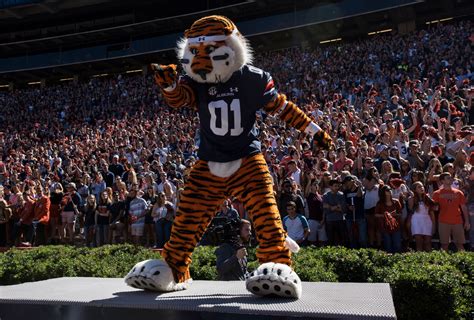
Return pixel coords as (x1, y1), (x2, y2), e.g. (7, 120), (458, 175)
(195, 69), (209, 81)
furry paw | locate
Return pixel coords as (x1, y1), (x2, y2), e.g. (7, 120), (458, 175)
(245, 262), (302, 299)
(124, 259), (192, 292)
(312, 130), (333, 151)
(150, 64), (178, 89)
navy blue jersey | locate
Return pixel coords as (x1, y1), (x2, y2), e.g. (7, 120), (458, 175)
(184, 65), (277, 162)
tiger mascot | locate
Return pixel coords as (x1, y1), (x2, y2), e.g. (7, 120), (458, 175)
(125, 15), (332, 299)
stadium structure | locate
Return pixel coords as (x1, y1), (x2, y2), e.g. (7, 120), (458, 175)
(0, 0), (473, 88)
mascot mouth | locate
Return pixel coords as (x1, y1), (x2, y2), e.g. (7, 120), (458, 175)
(196, 69), (209, 80)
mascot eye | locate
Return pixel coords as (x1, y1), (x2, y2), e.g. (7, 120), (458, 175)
(190, 48), (198, 55)
(205, 46), (216, 54)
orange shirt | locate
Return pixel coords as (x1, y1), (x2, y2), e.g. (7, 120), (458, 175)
(33, 196), (50, 224)
(432, 188), (466, 224)
(19, 199), (36, 225)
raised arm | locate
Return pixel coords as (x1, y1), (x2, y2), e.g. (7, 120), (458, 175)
(263, 93), (332, 150)
(151, 64), (197, 109)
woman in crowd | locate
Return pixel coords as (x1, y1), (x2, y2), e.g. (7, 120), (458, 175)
(95, 191), (111, 246)
(83, 195), (97, 247)
(143, 185), (158, 247)
(375, 185), (402, 253)
(151, 192), (174, 249)
(363, 167), (381, 248)
(407, 182), (436, 252)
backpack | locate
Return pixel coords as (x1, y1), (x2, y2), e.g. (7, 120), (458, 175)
(383, 211), (399, 234)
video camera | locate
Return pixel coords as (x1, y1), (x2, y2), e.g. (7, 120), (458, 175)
(204, 217), (241, 247)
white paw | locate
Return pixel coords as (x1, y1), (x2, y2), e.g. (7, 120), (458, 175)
(124, 259), (192, 292)
(284, 236), (300, 253)
(245, 262), (302, 299)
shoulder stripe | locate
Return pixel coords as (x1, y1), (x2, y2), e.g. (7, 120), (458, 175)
(265, 79), (274, 92)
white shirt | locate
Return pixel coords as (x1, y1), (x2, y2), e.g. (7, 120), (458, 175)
(364, 186), (379, 210)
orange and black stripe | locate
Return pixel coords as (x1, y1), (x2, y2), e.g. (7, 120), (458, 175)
(264, 93), (312, 132)
(184, 15), (236, 38)
(162, 153), (291, 283)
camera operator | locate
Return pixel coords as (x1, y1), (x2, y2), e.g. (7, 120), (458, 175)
(215, 219), (252, 281)
(216, 199), (239, 220)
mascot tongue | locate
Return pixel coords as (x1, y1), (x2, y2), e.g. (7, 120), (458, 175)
(197, 71), (207, 81)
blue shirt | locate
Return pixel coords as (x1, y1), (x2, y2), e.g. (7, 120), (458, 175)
(283, 214), (309, 241)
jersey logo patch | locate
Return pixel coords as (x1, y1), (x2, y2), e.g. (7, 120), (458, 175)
(230, 87), (239, 93)
(208, 86), (217, 96)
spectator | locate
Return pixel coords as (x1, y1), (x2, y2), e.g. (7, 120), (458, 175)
(374, 145), (400, 173)
(287, 160), (302, 188)
(95, 191), (111, 246)
(363, 167), (381, 248)
(83, 195), (97, 247)
(33, 184), (50, 246)
(322, 179), (348, 246)
(128, 189), (148, 245)
(15, 192), (35, 245)
(143, 186), (158, 247)
(216, 199), (240, 220)
(61, 183), (81, 244)
(108, 191), (126, 244)
(215, 219), (252, 281)
(109, 155), (125, 178)
(91, 172), (107, 201)
(375, 185), (402, 253)
(407, 140), (425, 171)
(334, 147), (353, 173)
(408, 182), (436, 251)
(0, 200), (12, 246)
(278, 179), (305, 218)
(432, 172), (470, 251)
(48, 184), (63, 244)
(343, 175), (367, 248)
(282, 201), (310, 245)
(151, 192), (174, 249)
(304, 179), (326, 246)
(467, 167), (474, 251)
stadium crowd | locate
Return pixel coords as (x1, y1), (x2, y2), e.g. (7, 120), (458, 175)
(0, 20), (472, 252)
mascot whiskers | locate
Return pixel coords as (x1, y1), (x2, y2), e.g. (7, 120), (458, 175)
(125, 15), (332, 299)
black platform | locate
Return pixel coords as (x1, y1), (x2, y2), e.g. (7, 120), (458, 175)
(0, 277), (396, 320)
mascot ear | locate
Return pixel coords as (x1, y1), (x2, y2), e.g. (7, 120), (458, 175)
(184, 28), (191, 38)
(223, 26), (233, 35)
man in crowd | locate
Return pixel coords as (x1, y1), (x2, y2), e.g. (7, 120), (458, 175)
(343, 175), (367, 248)
(33, 184), (50, 246)
(215, 219), (252, 280)
(278, 179), (305, 219)
(323, 179), (348, 246)
(128, 189), (148, 245)
(282, 201), (310, 246)
(432, 172), (470, 251)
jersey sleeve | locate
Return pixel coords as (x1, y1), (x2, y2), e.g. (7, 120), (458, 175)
(259, 69), (314, 133)
(261, 72), (279, 107)
(298, 215), (309, 230)
(161, 75), (197, 110)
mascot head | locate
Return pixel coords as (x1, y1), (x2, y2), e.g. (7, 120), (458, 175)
(177, 15), (253, 84)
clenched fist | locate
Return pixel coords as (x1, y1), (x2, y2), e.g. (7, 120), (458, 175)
(150, 64), (178, 89)
(312, 130), (333, 150)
